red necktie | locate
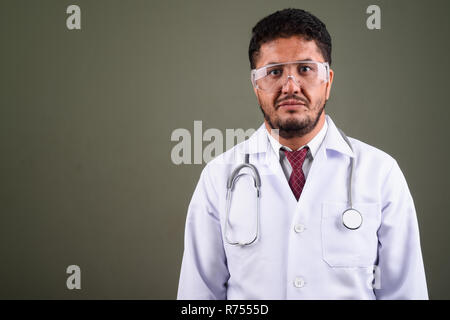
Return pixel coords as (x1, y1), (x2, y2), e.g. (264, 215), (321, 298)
(283, 147), (309, 201)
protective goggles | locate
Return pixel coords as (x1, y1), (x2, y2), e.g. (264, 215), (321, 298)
(251, 60), (330, 92)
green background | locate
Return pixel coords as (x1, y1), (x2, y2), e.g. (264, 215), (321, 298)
(1, 0), (449, 299)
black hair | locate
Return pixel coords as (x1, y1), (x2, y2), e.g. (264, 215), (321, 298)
(248, 8), (332, 69)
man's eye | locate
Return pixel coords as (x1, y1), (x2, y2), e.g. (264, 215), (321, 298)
(299, 66), (312, 73)
(268, 69), (282, 76)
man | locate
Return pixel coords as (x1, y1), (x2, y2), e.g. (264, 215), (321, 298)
(177, 8), (428, 299)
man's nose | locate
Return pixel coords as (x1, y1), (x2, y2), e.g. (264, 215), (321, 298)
(281, 75), (300, 94)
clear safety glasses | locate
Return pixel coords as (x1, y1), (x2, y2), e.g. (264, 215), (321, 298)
(251, 60), (330, 92)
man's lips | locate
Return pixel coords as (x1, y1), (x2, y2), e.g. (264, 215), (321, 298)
(277, 99), (307, 110)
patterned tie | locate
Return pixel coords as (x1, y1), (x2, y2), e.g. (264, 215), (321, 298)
(283, 147), (309, 201)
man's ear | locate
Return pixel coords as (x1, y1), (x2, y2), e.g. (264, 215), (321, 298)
(253, 87), (263, 106)
(325, 68), (334, 100)
(253, 86), (258, 97)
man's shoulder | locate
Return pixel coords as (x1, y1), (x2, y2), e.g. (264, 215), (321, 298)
(204, 138), (250, 172)
(205, 124), (264, 169)
(346, 136), (397, 171)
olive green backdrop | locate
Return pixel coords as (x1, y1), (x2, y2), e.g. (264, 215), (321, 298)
(1, 0), (449, 299)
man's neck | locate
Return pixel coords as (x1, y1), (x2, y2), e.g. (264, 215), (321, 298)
(265, 113), (326, 150)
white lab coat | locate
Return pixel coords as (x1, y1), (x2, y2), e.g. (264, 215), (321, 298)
(177, 115), (428, 299)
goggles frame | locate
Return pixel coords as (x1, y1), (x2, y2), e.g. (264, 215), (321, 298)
(251, 60), (330, 91)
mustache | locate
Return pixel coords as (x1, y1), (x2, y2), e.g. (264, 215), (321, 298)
(275, 96), (309, 109)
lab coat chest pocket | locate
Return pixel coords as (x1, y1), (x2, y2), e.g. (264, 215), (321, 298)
(321, 202), (381, 268)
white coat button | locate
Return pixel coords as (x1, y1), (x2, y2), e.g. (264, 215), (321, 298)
(294, 277), (305, 288)
(294, 224), (305, 233)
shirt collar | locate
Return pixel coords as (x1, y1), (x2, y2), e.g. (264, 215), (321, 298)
(242, 114), (354, 159)
(265, 118), (328, 160)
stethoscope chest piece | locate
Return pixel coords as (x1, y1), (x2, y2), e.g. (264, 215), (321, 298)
(342, 208), (363, 230)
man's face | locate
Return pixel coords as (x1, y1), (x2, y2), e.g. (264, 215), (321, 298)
(253, 36), (334, 138)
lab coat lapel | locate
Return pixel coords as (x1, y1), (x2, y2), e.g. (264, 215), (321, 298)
(245, 124), (299, 207)
(323, 115), (355, 159)
(295, 137), (326, 214)
(295, 115), (355, 215)
(265, 142), (300, 206)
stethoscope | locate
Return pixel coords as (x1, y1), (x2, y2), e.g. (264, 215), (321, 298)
(224, 127), (363, 246)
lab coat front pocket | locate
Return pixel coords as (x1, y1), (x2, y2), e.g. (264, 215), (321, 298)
(321, 202), (381, 268)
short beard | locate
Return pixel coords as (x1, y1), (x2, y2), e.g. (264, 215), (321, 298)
(260, 100), (326, 139)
